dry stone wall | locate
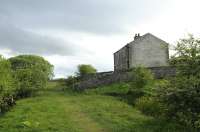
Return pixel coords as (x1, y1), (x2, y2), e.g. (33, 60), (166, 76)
(74, 66), (176, 91)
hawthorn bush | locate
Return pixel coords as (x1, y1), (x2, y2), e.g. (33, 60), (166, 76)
(0, 55), (16, 113)
(9, 55), (54, 98)
(158, 34), (200, 129)
(0, 54), (53, 113)
(130, 67), (166, 117)
(76, 64), (97, 77)
(135, 96), (165, 117)
(130, 67), (155, 97)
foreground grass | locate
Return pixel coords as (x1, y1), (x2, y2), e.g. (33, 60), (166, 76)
(0, 82), (192, 132)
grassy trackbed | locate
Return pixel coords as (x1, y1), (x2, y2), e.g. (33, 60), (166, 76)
(0, 82), (190, 132)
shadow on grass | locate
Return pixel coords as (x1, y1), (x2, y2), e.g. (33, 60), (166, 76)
(136, 118), (197, 132)
(104, 92), (197, 132)
(104, 90), (144, 106)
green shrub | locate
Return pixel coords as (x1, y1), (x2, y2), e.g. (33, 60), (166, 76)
(135, 96), (165, 117)
(130, 67), (155, 97)
(0, 55), (16, 113)
(9, 55), (54, 98)
(65, 76), (76, 87)
(0, 93), (16, 113)
(9, 55), (54, 79)
(127, 89), (145, 104)
(76, 64), (97, 77)
(0, 56), (16, 93)
(158, 34), (200, 129)
(0, 54), (54, 113)
(14, 67), (47, 98)
(158, 76), (200, 128)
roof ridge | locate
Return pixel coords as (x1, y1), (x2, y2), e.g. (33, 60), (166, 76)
(113, 33), (168, 54)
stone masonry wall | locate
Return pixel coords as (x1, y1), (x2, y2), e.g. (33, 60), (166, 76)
(74, 66), (176, 91)
(130, 34), (169, 68)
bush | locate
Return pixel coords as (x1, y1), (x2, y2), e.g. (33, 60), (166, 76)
(158, 34), (200, 129)
(135, 96), (165, 117)
(0, 93), (16, 113)
(14, 67), (47, 98)
(65, 76), (76, 87)
(0, 55), (16, 113)
(158, 76), (200, 128)
(127, 89), (145, 104)
(9, 55), (54, 98)
(76, 64), (97, 77)
(130, 67), (155, 96)
(0, 54), (54, 113)
(9, 55), (54, 79)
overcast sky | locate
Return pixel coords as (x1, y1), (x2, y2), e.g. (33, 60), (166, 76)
(1, 0), (200, 78)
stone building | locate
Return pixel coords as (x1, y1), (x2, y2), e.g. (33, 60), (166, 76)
(114, 33), (169, 71)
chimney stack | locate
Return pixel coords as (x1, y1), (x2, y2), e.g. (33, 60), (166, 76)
(134, 33), (140, 40)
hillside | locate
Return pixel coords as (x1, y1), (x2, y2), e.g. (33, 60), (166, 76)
(0, 82), (190, 132)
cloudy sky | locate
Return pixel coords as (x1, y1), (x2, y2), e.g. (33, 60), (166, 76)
(1, 0), (200, 78)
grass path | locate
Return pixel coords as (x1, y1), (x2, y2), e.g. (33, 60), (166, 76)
(0, 83), (191, 132)
(55, 94), (106, 132)
(0, 91), (108, 132)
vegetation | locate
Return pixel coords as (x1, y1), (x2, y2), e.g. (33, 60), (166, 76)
(0, 55), (16, 113)
(0, 81), (192, 132)
(64, 64), (97, 90)
(135, 96), (164, 117)
(1, 35), (200, 131)
(123, 35), (200, 130)
(130, 67), (154, 91)
(0, 54), (53, 114)
(63, 38), (200, 130)
(9, 55), (54, 98)
(9, 55), (54, 79)
(129, 67), (155, 101)
(0, 56), (15, 95)
(124, 67), (165, 118)
(157, 34), (200, 129)
(76, 64), (97, 76)
(65, 76), (77, 89)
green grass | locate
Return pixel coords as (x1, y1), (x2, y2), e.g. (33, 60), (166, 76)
(0, 82), (193, 132)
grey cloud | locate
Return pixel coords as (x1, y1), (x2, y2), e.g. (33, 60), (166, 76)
(0, 0), (174, 77)
(0, 0), (171, 34)
(0, 24), (77, 55)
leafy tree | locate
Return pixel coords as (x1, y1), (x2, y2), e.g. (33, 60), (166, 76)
(8, 55), (54, 97)
(170, 34), (200, 77)
(0, 55), (16, 113)
(0, 55), (15, 94)
(76, 64), (97, 76)
(9, 55), (54, 79)
(159, 34), (200, 129)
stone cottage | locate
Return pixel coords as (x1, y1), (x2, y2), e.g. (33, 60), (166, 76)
(114, 33), (169, 71)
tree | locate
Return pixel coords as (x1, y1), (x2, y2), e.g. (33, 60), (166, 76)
(9, 55), (54, 79)
(8, 55), (54, 97)
(159, 34), (200, 129)
(76, 64), (97, 76)
(170, 34), (200, 77)
(0, 55), (15, 94)
(0, 55), (16, 113)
